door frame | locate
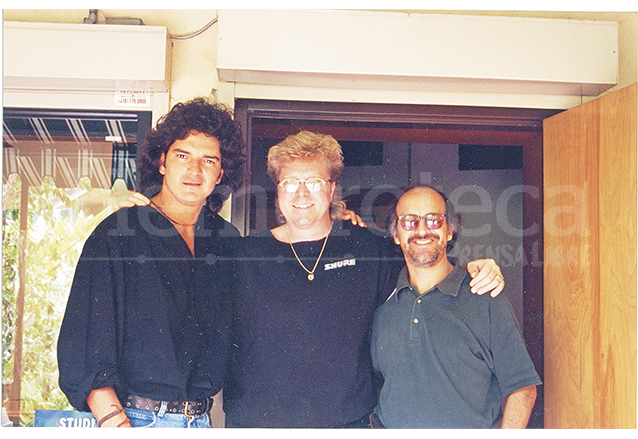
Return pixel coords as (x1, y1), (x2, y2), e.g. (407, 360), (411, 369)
(233, 98), (559, 427)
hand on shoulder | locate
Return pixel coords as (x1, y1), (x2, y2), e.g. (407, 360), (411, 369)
(117, 192), (151, 210)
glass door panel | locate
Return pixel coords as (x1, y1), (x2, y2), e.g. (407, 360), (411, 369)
(2, 108), (150, 426)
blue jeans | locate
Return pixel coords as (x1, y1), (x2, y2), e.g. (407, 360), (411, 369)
(125, 405), (211, 428)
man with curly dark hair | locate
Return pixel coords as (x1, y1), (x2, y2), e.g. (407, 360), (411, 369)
(137, 97), (245, 218)
(57, 98), (245, 428)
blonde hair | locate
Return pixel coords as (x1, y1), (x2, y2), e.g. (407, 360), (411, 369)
(267, 131), (346, 221)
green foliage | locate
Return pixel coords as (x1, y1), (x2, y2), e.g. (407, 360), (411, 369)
(2, 175), (116, 426)
(2, 174), (22, 389)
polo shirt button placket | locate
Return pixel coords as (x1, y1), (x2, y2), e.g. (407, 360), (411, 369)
(407, 288), (421, 339)
(409, 295), (422, 339)
(409, 313), (420, 339)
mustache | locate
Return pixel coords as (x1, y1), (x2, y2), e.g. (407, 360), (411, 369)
(407, 233), (439, 244)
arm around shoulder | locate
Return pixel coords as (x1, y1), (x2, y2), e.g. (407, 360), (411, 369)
(466, 258), (505, 297)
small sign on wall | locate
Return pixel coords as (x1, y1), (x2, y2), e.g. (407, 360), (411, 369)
(115, 80), (151, 107)
(115, 90), (150, 107)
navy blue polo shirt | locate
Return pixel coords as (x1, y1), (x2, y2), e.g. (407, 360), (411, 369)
(371, 265), (541, 428)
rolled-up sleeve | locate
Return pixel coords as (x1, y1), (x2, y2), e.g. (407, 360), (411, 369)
(57, 230), (122, 411)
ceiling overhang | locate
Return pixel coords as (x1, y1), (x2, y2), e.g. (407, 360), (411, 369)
(3, 21), (171, 93)
(217, 10), (618, 106)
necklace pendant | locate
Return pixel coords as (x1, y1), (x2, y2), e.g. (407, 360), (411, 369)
(286, 226), (328, 284)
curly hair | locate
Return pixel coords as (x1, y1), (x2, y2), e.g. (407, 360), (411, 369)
(137, 97), (246, 215)
(267, 131), (346, 221)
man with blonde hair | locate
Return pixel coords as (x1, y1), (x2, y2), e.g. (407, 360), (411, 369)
(117, 130), (504, 428)
(224, 132), (505, 428)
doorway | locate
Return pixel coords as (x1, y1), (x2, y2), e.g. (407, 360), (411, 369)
(233, 98), (559, 428)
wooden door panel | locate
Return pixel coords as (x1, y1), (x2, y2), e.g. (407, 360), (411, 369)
(597, 85), (637, 428)
(543, 83), (637, 428)
(544, 95), (601, 428)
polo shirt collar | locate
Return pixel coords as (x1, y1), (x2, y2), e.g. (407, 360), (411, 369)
(387, 264), (466, 302)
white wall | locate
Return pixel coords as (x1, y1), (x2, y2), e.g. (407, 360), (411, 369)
(3, 9), (636, 108)
(217, 9), (619, 110)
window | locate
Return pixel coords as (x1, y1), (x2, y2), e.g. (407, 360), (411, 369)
(2, 108), (151, 426)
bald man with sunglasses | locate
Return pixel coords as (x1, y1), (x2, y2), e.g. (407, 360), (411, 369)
(370, 184), (540, 429)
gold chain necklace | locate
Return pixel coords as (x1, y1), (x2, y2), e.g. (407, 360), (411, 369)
(149, 200), (197, 227)
(286, 226), (329, 281)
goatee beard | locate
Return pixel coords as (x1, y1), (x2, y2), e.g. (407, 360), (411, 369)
(405, 233), (446, 268)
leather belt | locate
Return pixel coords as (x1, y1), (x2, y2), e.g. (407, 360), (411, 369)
(122, 394), (212, 416)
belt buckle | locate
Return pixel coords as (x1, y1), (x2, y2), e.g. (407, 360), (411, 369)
(183, 401), (194, 420)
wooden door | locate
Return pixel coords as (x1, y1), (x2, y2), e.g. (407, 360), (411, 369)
(543, 83), (637, 428)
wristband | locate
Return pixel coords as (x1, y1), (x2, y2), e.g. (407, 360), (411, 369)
(116, 418), (131, 428)
(97, 405), (125, 427)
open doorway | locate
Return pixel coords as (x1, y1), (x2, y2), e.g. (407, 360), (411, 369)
(233, 98), (559, 428)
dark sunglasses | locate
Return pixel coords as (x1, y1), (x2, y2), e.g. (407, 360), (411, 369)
(398, 213), (446, 231)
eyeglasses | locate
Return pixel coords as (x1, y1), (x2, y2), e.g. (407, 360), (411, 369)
(278, 177), (329, 193)
(398, 213), (446, 231)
